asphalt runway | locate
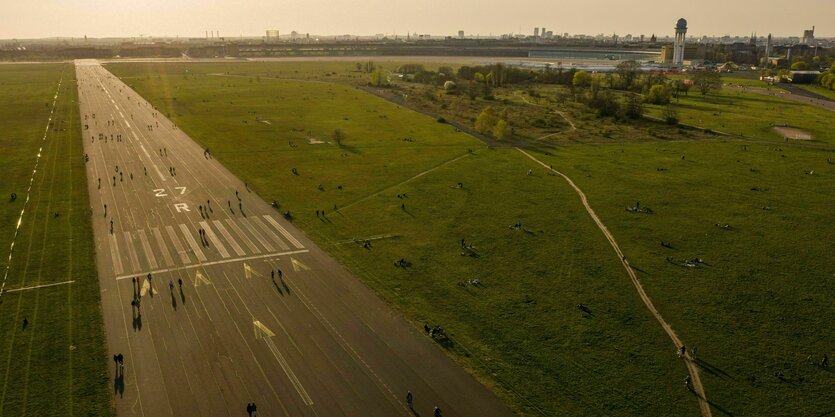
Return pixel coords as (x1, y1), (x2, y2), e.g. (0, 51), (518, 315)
(75, 60), (517, 417)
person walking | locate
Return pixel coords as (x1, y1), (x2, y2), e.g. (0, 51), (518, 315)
(434, 406), (442, 417)
(406, 391), (413, 409)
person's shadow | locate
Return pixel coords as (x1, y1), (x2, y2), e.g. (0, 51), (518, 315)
(114, 369), (124, 398)
(179, 287), (186, 305)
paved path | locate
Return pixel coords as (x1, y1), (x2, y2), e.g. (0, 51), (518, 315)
(516, 148), (713, 417)
(76, 59), (517, 417)
(727, 84), (835, 112)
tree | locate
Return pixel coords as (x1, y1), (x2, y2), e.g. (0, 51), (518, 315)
(493, 119), (510, 140)
(443, 80), (457, 91)
(663, 105), (679, 124)
(692, 71), (722, 95)
(369, 68), (388, 87)
(622, 93), (644, 119)
(646, 84), (671, 105)
(332, 128), (345, 145)
(587, 90), (620, 118)
(615, 60), (641, 90)
(474, 107), (498, 134)
(572, 70), (592, 88)
(790, 61), (809, 71)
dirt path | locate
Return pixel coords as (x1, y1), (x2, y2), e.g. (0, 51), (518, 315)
(340, 151), (472, 211)
(517, 148), (713, 417)
(726, 84), (835, 112)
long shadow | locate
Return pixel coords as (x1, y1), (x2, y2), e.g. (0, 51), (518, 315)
(281, 279), (291, 295)
(272, 279), (283, 295)
(179, 288), (186, 305)
(695, 358), (733, 379)
(707, 399), (735, 417)
(170, 292), (177, 310)
(114, 369), (124, 398)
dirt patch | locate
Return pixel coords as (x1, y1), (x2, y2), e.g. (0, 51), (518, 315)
(307, 137), (325, 144)
(773, 126), (813, 140)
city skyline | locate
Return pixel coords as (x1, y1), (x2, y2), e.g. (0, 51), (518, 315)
(0, 0), (832, 40)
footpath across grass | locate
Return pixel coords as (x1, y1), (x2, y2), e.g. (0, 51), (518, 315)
(0, 64), (112, 416)
(530, 140), (835, 416)
(107, 62), (701, 416)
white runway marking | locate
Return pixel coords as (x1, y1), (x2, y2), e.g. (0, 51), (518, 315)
(239, 217), (275, 252)
(263, 215), (304, 249)
(253, 320), (314, 406)
(225, 219), (261, 254)
(165, 225), (191, 264)
(199, 221), (229, 258)
(137, 229), (158, 269)
(113, 249), (310, 281)
(124, 231), (141, 272)
(109, 233), (124, 275)
(4, 280), (75, 293)
(251, 216), (289, 251)
(180, 224), (208, 262)
(213, 220), (245, 257)
(152, 227), (174, 267)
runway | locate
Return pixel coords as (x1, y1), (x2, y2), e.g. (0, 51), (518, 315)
(75, 59), (516, 417)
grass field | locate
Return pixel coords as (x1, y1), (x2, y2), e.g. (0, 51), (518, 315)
(795, 84), (835, 101)
(529, 140), (835, 416)
(0, 64), (112, 416)
(106, 61), (834, 417)
(646, 86), (835, 145)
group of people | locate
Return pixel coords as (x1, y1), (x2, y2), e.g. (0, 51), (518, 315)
(406, 391), (443, 416)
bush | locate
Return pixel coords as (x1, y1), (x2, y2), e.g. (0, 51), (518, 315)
(437, 117), (446, 123)
(646, 84), (671, 105)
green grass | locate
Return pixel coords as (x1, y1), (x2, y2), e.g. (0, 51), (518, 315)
(0, 64), (112, 416)
(529, 140), (835, 416)
(646, 87), (835, 145)
(106, 61), (834, 417)
(795, 84), (835, 101)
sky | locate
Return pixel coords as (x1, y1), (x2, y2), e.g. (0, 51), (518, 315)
(0, 0), (832, 39)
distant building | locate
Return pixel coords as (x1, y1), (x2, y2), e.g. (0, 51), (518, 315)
(265, 30), (279, 42)
(788, 70), (820, 83)
(458, 30), (464, 39)
(534, 28), (539, 38)
(673, 18), (687, 65)
(802, 26), (815, 45)
(661, 43), (706, 64)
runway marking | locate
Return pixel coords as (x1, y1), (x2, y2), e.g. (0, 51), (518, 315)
(193, 270), (211, 287)
(225, 219), (260, 254)
(291, 257), (311, 272)
(136, 229), (158, 269)
(179, 224), (208, 262)
(253, 320), (314, 406)
(165, 225), (191, 264)
(174, 203), (190, 213)
(4, 280), (75, 293)
(123, 231), (141, 272)
(109, 233), (124, 275)
(244, 262), (262, 279)
(263, 215), (304, 249)
(250, 216), (290, 251)
(199, 221), (229, 258)
(139, 277), (157, 297)
(152, 227), (174, 267)
(113, 249), (309, 281)
(213, 220), (245, 256)
(239, 217), (275, 252)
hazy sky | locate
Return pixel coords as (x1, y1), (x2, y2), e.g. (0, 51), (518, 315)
(1, 0), (832, 39)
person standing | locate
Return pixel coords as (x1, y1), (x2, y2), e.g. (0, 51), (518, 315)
(406, 391), (413, 409)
